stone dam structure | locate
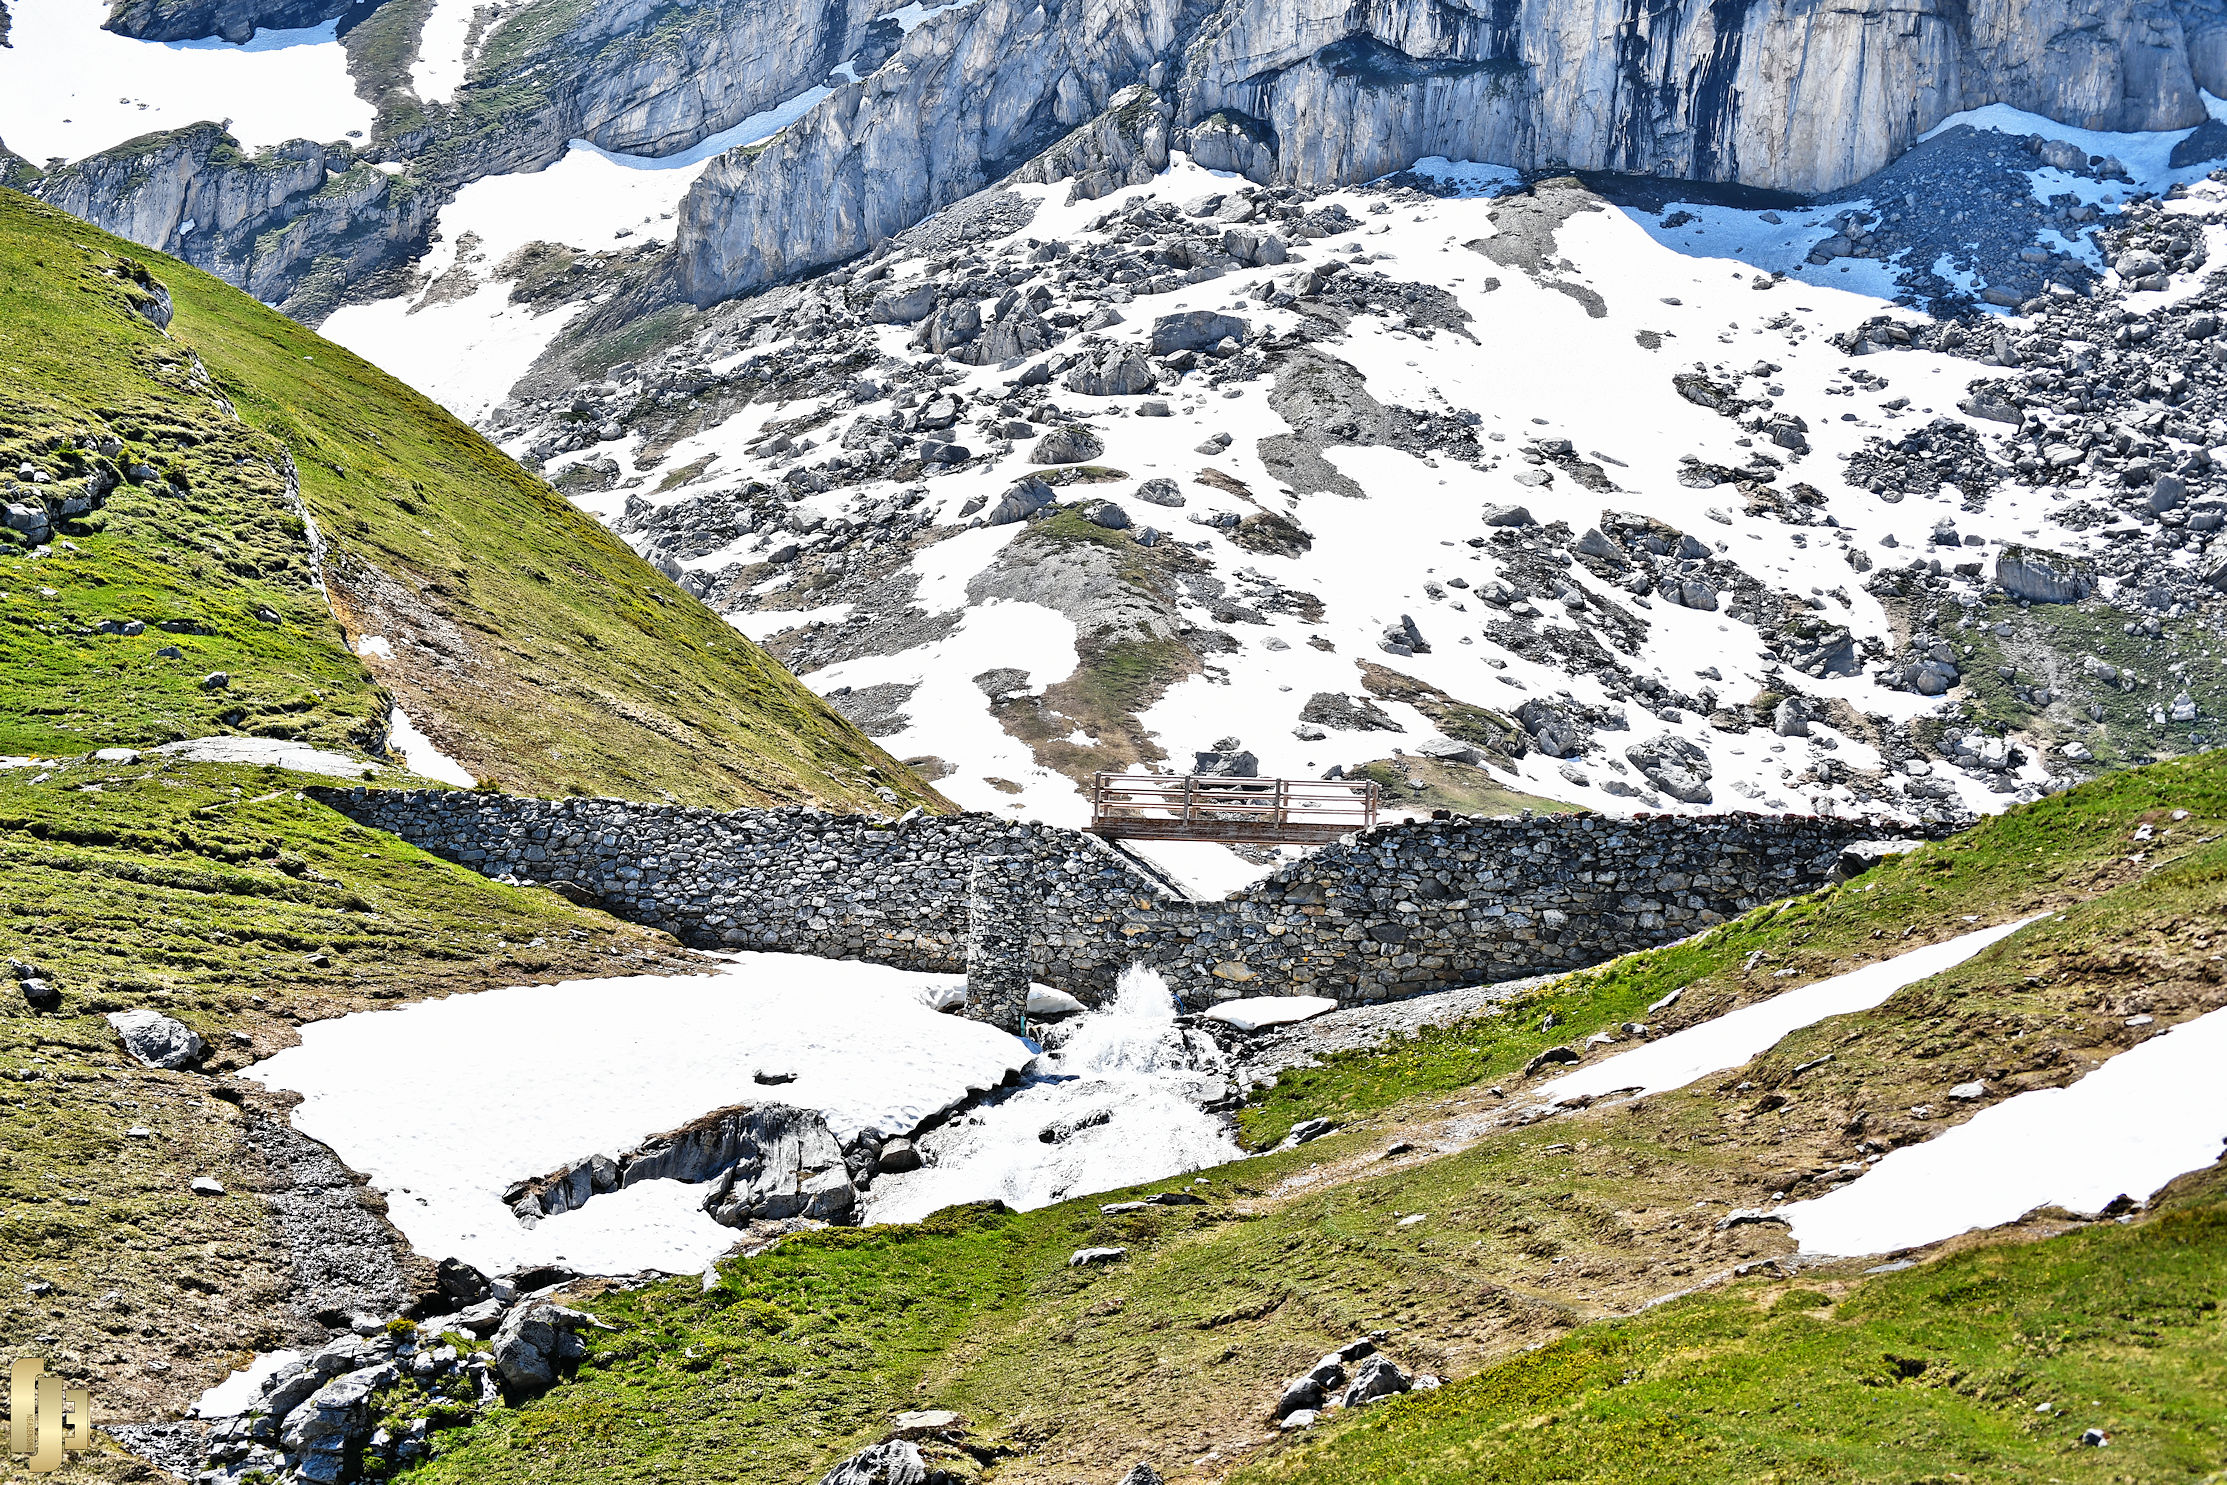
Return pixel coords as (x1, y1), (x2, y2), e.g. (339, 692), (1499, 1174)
(311, 788), (1896, 1006)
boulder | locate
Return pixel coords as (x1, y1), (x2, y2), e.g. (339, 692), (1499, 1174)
(1339, 1355), (1412, 1406)
(821, 1439), (953, 1485)
(107, 1008), (206, 1070)
(1032, 426), (1103, 465)
(877, 1138), (923, 1174)
(1150, 311), (1249, 355)
(1994, 545), (2093, 603)
(1086, 501), (1132, 530)
(1572, 527), (1626, 564)
(984, 477), (1056, 526)
(1380, 614), (1430, 656)
(1063, 346), (1157, 397)
(1418, 736), (1483, 765)
(491, 1302), (593, 1397)
(1276, 1377), (1325, 1416)
(1480, 502), (1535, 527)
(868, 284), (939, 325)
(1625, 734), (1714, 804)
(1517, 699), (1580, 758)
(1133, 477), (1185, 507)
(1772, 696), (1810, 737)
(278, 1363), (395, 1460)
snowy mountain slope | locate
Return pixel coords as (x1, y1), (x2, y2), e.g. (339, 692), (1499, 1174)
(310, 99), (2227, 836)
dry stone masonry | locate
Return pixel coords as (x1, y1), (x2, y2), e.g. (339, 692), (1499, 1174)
(312, 788), (1885, 1005)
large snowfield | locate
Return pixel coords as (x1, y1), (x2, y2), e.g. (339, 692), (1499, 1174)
(0, 0), (372, 163)
(245, 955), (1036, 1274)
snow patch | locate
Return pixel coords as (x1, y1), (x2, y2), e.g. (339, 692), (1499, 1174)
(244, 956), (1036, 1275)
(1204, 995), (1340, 1032)
(387, 704), (475, 787)
(0, 0), (373, 162)
(150, 736), (368, 777)
(1786, 1003), (2227, 1256)
(192, 1350), (304, 1418)
(1538, 915), (2046, 1103)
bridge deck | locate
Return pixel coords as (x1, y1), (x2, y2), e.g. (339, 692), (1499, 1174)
(1086, 772), (1379, 845)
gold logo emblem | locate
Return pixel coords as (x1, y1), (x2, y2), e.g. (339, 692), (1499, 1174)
(8, 1359), (93, 1472)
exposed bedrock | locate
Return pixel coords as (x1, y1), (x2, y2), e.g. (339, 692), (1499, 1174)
(1186, 0), (2222, 195)
(668, 0), (2223, 304)
(671, 0), (1210, 305)
(428, 0), (888, 182)
(34, 124), (434, 322)
(505, 1102), (863, 1229)
(101, 0), (351, 43)
(45, 0), (880, 314)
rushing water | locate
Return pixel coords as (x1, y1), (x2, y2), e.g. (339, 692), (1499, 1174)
(865, 966), (1242, 1222)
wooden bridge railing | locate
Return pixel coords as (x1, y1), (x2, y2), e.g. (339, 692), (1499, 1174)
(1087, 772), (1380, 844)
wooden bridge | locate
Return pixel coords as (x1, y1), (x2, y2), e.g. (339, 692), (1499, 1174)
(1087, 771), (1380, 845)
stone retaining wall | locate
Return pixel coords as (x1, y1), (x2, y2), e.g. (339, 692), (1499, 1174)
(308, 789), (1885, 1005)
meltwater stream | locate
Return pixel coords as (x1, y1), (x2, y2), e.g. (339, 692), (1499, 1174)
(865, 967), (1243, 1223)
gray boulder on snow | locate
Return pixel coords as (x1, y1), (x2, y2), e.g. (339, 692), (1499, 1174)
(868, 283), (939, 325)
(1380, 614), (1430, 656)
(1625, 734), (1714, 804)
(1063, 346), (1157, 396)
(1032, 426), (1103, 465)
(1150, 311), (1249, 355)
(1994, 545), (2095, 603)
(1133, 477), (1185, 507)
(984, 477), (1056, 525)
(107, 1009), (206, 1070)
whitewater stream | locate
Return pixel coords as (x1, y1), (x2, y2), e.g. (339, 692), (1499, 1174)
(866, 966), (1243, 1222)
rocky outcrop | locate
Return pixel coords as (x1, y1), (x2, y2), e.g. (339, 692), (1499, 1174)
(1178, 0), (2215, 195)
(505, 1102), (862, 1229)
(1009, 83), (1174, 203)
(431, 0), (887, 182)
(101, 0), (350, 43)
(53, 0), (881, 315)
(667, 0), (2219, 305)
(34, 124), (434, 321)
(671, 0), (1206, 305)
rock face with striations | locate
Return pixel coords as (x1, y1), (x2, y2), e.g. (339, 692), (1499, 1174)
(667, 0), (2221, 305)
(506, 1102), (860, 1229)
(672, 0), (1201, 305)
(101, 0), (350, 43)
(35, 125), (434, 322)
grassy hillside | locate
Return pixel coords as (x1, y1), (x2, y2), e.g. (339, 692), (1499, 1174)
(0, 187), (941, 812)
(0, 754), (698, 1424)
(383, 753), (2227, 1485)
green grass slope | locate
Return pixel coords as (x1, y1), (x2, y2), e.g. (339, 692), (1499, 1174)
(0, 187), (940, 811)
(383, 754), (2227, 1485)
(1242, 1165), (2227, 1485)
(0, 754), (698, 1424)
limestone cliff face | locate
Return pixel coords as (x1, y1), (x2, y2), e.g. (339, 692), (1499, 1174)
(35, 125), (432, 321)
(43, 0), (877, 315)
(1182, 0), (2221, 195)
(434, 0), (885, 182)
(671, 0), (1209, 306)
(101, 0), (351, 43)
(666, 0), (2225, 306)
